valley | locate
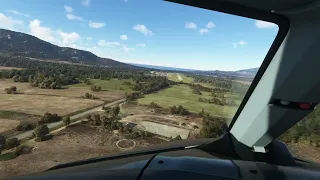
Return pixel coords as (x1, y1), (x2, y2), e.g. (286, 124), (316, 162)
(0, 28), (318, 178)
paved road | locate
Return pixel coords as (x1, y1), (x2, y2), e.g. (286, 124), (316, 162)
(12, 98), (126, 140)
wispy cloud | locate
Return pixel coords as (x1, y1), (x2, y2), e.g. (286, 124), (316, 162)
(7, 10), (30, 18)
(123, 45), (134, 52)
(120, 34), (128, 40)
(199, 28), (208, 34)
(81, 0), (91, 7)
(88, 21), (105, 28)
(0, 13), (24, 30)
(232, 40), (248, 48)
(97, 40), (121, 47)
(185, 22), (197, 29)
(206, 21), (215, 29)
(64, 5), (73, 13)
(86, 37), (92, 41)
(255, 20), (277, 29)
(136, 44), (146, 48)
(133, 24), (153, 36)
(66, 13), (84, 21)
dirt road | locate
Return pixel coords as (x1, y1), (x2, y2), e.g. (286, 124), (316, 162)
(177, 73), (183, 81)
(12, 98), (126, 140)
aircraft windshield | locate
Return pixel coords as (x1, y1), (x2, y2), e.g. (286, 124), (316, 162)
(0, 0), (292, 178)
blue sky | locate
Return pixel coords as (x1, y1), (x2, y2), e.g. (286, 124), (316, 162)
(0, 0), (278, 70)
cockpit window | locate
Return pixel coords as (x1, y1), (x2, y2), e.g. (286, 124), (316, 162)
(0, 0), (278, 177)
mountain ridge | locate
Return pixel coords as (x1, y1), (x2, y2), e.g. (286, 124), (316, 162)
(0, 28), (258, 76)
(131, 63), (258, 78)
(0, 29), (137, 69)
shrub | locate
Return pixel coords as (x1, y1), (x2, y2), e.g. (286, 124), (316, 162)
(169, 105), (189, 115)
(5, 138), (20, 149)
(62, 116), (71, 126)
(0, 135), (6, 153)
(131, 132), (140, 139)
(40, 112), (61, 124)
(40, 135), (53, 141)
(174, 135), (182, 140)
(149, 102), (160, 108)
(4, 86), (17, 94)
(16, 123), (33, 131)
(200, 115), (228, 138)
(33, 125), (49, 137)
(14, 145), (31, 156)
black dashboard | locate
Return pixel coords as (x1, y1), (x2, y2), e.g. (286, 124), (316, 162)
(9, 148), (320, 180)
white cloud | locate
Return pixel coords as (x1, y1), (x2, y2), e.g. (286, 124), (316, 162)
(86, 37), (92, 41)
(88, 21), (105, 28)
(206, 21), (215, 29)
(7, 10), (30, 18)
(232, 40), (248, 48)
(0, 13), (24, 30)
(133, 24), (153, 36)
(97, 40), (121, 47)
(238, 40), (248, 45)
(185, 22), (197, 29)
(64, 5), (73, 13)
(136, 44), (146, 48)
(29, 19), (56, 42)
(66, 13), (84, 21)
(29, 19), (82, 47)
(82, 0), (91, 7)
(199, 28), (209, 34)
(120, 34), (128, 40)
(58, 31), (81, 45)
(255, 20), (277, 29)
(123, 45), (134, 52)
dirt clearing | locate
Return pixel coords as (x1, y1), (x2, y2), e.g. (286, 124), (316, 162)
(0, 124), (165, 178)
(0, 66), (23, 71)
(0, 119), (20, 134)
(0, 94), (103, 116)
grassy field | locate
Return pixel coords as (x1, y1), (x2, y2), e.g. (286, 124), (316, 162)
(0, 152), (17, 161)
(138, 84), (238, 118)
(70, 79), (136, 93)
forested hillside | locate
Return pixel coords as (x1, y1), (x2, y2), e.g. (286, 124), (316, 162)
(0, 29), (136, 68)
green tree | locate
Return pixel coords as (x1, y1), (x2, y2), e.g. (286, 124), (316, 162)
(0, 135), (6, 154)
(33, 125), (49, 138)
(5, 138), (20, 149)
(174, 135), (182, 140)
(63, 116), (71, 126)
(112, 106), (120, 117)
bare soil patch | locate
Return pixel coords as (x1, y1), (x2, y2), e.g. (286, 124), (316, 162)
(0, 93), (103, 116)
(0, 66), (23, 71)
(121, 103), (202, 129)
(0, 124), (165, 178)
(0, 119), (20, 134)
(287, 142), (320, 163)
